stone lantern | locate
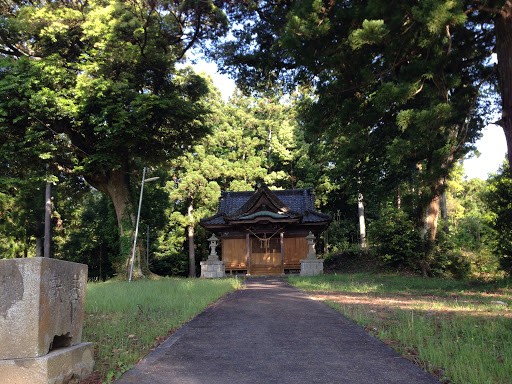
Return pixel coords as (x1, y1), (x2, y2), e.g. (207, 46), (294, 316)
(208, 234), (220, 261)
(200, 233), (225, 278)
(300, 231), (324, 276)
(305, 231), (317, 259)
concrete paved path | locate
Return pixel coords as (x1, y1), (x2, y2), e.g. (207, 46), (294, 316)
(115, 278), (439, 384)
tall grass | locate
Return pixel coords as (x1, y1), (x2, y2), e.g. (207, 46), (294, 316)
(82, 277), (241, 383)
(288, 274), (512, 384)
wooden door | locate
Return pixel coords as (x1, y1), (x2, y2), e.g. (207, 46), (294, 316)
(283, 236), (308, 270)
(222, 238), (247, 271)
(250, 237), (283, 275)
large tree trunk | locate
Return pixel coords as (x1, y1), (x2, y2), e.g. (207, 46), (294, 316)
(188, 199), (196, 277)
(86, 166), (136, 277)
(496, 1), (512, 177)
(424, 193), (441, 241)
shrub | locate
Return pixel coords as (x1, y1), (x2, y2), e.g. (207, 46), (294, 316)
(368, 207), (423, 270)
(323, 246), (378, 273)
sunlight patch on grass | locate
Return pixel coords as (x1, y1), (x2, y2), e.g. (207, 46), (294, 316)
(289, 274), (512, 384)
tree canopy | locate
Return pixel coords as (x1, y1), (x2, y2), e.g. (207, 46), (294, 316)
(1, 0), (511, 279)
(0, 0), (228, 274)
(211, 0), (501, 239)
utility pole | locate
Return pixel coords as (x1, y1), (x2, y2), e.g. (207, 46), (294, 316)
(147, 225), (150, 268)
(43, 164), (52, 258)
(129, 168), (159, 282)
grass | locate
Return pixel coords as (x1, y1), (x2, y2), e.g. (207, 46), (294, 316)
(288, 273), (512, 384)
(80, 277), (242, 383)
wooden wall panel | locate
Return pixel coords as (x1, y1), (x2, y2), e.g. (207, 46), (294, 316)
(283, 236), (307, 269)
(222, 238), (247, 269)
(223, 234), (309, 272)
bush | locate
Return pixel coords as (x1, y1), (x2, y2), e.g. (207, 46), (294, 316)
(325, 217), (354, 253)
(435, 249), (471, 279)
(368, 207), (423, 270)
(323, 246), (378, 273)
(150, 252), (188, 277)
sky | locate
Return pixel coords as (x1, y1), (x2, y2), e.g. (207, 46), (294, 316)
(463, 124), (507, 180)
(192, 60), (508, 181)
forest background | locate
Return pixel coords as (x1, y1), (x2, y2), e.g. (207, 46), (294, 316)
(1, 0), (511, 281)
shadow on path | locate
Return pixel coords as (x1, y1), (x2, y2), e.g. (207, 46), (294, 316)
(115, 278), (439, 384)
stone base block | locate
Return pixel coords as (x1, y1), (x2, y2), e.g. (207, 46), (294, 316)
(0, 258), (88, 359)
(300, 259), (324, 276)
(200, 260), (225, 278)
(0, 342), (94, 384)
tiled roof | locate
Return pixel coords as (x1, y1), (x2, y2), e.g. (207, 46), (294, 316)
(200, 186), (331, 226)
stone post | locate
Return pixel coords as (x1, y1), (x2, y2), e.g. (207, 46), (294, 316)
(200, 234), (226, 278)
(300, 231), (324, 276)
(0, 258), (94, 384)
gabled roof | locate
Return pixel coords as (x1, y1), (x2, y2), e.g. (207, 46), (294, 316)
(200, 185), (331, 229)
(225, 184), (300, 222)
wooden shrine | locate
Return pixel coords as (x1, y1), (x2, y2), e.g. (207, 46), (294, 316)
(200, 185), (331, 275)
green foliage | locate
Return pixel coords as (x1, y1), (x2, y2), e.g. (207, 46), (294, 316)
(59, 191), (119, 280)
(349, 19), (388, 50)
(0, 0), (228, 272)
(485, 161), (512, 274)
(368, 207), (424, 270)
(149, 89), (331, 276)
(0, 177), (45, 258)
(361, 163), (502, 278)
(150, 251), (188, 277)
(325, 218), (352, 254)
(439, 164), (500, 277)
(446, 166), (491, 249)
(324, 204), (364, 253)
(213, 0), (496, 262)
(428, 230), (471, 279)
(323, 248), (378, 274)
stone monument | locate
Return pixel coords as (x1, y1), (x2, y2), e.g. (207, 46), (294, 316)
(0, 258), (94, 384)
(200, 234), (225, 278)
(300, 232), (324, 276)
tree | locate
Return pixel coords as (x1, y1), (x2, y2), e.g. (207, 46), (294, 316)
(485, 160), (512, 274)
(368, 206), (423, 271)
(0, 0), (228, 275)
(486, 1), (512, 177)
(167, 147), (223, 277)
(166, 88), (321, 276)
(221, 89), (326, 190)
(212, 0), (493, 244)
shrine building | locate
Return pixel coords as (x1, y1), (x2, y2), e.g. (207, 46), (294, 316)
(200, 185), (331, 275)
